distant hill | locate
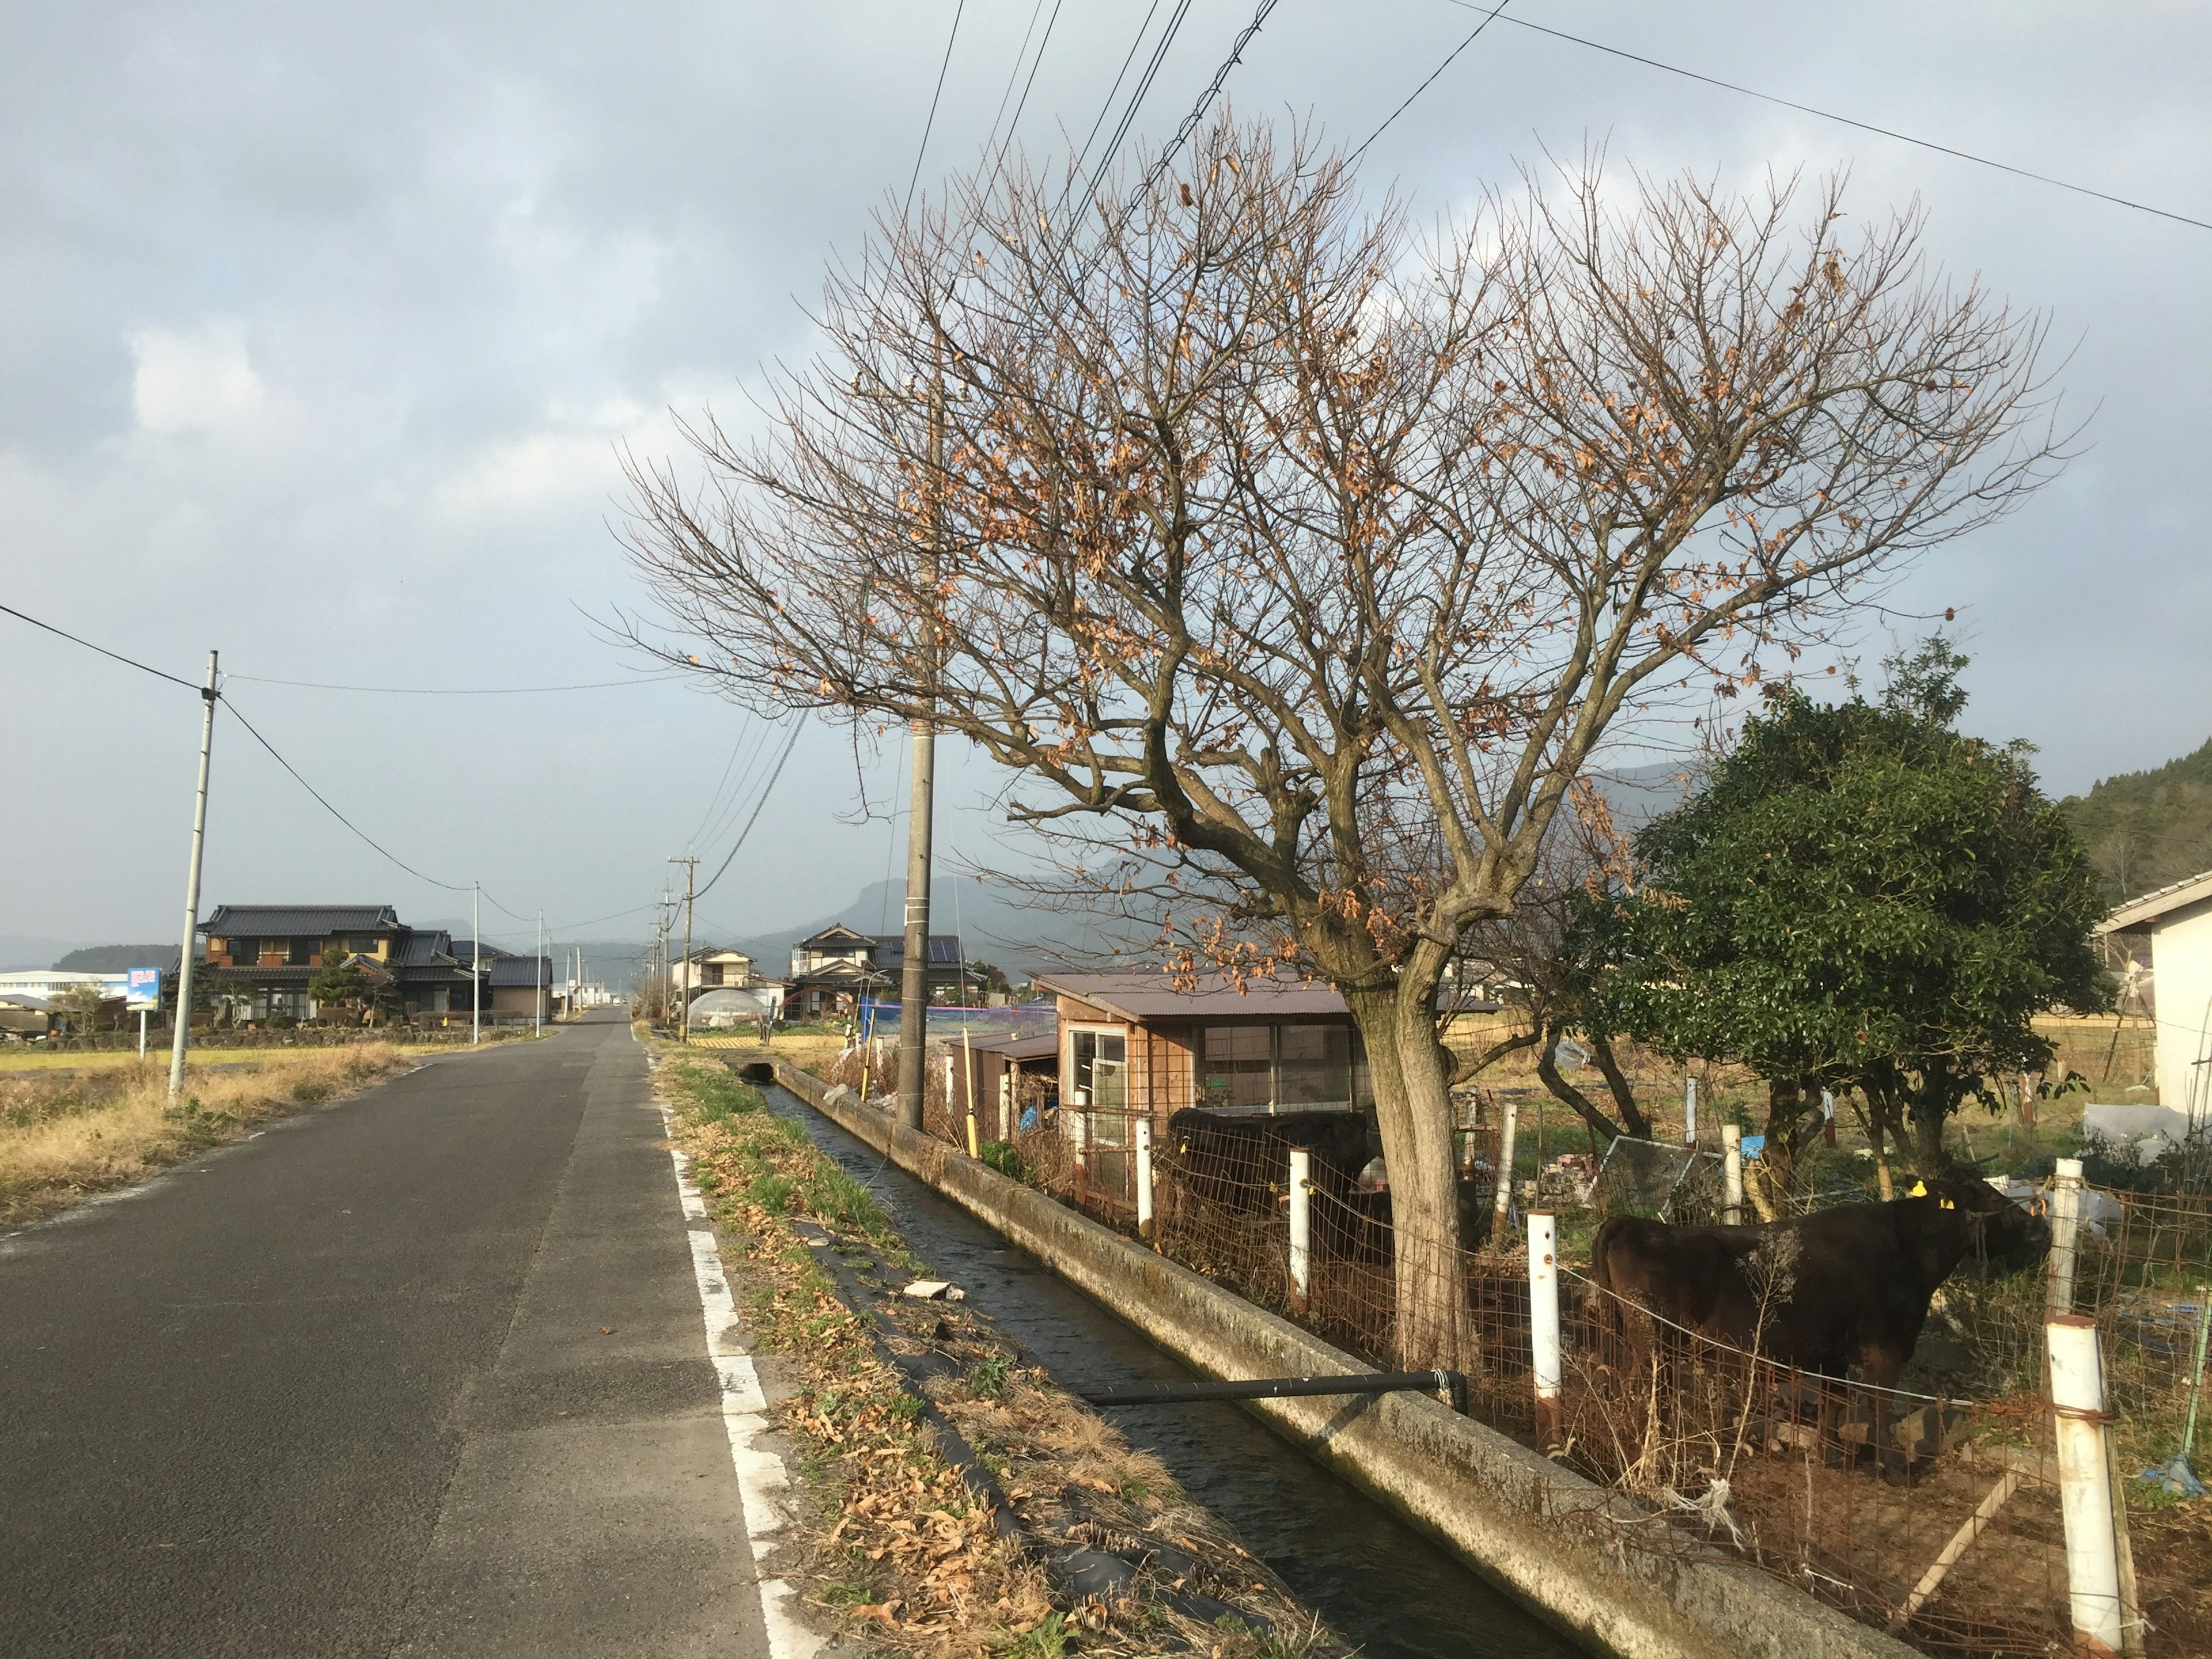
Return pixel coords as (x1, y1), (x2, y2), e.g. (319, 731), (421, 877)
(52, 944), (179, 973)
(2058, 737), (2212, 904)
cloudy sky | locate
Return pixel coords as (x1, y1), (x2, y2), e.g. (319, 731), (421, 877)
(3, 0), (2207, 954)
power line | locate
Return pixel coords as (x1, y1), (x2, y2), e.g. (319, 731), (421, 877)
(220, 698), (472, 895)
(1078, 0), (1198, 213)
(1124, 0), (1285, 203)
(223, 672), (682, 694)
(1348, 0), (1509, 166)
(904, 0), (969, 218)
(0, 602), (202, 690)
(1060, 0), (1167, 203)
(1437, 0), (2212, 234)
(693, 717), (808, 903)
(983, 0), (1062, 172)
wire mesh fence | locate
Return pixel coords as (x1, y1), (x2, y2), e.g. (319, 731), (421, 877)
(842, 1058), (2209, 1655)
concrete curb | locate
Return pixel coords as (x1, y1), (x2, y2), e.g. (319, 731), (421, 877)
(773, 1060), (1915, 1659)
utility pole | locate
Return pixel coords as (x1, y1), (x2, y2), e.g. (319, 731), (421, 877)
(669, 855), (698, 1045)
(895, 376), (945, 1133)
(471, 881), (481, 1046)
(167, 650), (218, 1098)
(535, 912), (544, 1037)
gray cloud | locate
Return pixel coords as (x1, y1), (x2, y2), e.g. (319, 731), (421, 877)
(4, 0), (2207, 946)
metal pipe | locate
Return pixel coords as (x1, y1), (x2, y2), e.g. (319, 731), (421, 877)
(1082, 1370), (1467, 1413)
(1528, 1210), (1562, 1448)
(1135, 1116), (1154, 1238)
(2048, 1314), (2123, 1654)
(1721, 1123), (1744, 1226)
(2047, 1157), (2084, 1317)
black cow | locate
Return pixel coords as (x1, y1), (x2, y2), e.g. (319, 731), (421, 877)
(1590, 1173), (2048, 1477)
(1165, 1109), (1372, 1208)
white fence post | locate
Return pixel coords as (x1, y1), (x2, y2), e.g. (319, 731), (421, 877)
(1684, 1076), (1699, 1144)
(1490, 1094), (1518, 1241)
(1287, 1147), (1312, 1310)
(2048, 1157), (2084, 1317)
(1528, 1210), (1562, 1448)
(1135, 1116), (1155, 1240)
(2048, 1315), (2124, 1654)
(1721, 1124), (1744, 1226)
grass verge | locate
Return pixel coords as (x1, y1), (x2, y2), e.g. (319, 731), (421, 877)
(652, 1048), (1342, 1659)
(0, 1044), (410, 1228)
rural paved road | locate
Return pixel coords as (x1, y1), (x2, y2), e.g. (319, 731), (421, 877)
(0, 1010), (775, 1658)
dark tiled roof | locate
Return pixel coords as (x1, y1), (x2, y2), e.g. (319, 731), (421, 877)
(795, 923), (872, 948)
(209, 964), (315, 984)
(203, 905), (400, 937)
(389, 929), (458, 967)
(445, 940), (515, 963)
(486, 957), (552, 987)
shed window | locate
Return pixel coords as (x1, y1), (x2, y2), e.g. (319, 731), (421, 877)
(1198, 1023), (1363, 1110)
(1200, 1025), (1273, 1109)
(1070, 1028), (1126, 1107)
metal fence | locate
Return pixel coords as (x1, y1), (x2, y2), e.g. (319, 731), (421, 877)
(887, 1088), (2211, 1657)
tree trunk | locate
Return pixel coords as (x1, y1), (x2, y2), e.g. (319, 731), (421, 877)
(1911, 1104), (1947, 1173)
(1589, 1034), (1652, 1138)
(1350, 983), (1471, 1372)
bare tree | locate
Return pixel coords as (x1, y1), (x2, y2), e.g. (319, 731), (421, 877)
(622, 121), (2066, 1366)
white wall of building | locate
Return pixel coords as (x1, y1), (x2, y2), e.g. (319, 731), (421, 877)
(2150, 901), (2212, 1122)
(0, 970), (127, 1000)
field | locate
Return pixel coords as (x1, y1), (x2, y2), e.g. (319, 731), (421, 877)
(0, 1045), (415, 1229)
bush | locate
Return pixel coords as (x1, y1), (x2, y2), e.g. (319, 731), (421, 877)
(977, 1139), (1022, 1180)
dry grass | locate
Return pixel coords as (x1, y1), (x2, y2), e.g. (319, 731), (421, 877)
(655, 1050), (1343, 1659)
(0, 1044), (409, 1228)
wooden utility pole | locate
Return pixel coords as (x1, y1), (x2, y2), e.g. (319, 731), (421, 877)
(670, 856), (698, 1044)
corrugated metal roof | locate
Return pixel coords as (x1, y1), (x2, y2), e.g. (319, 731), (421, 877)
(1035, 970), (1351, 1020)
(2099, 867), (2212, 933)
(204, 904), (400, 936)
(969, 1031), (1060, 1061)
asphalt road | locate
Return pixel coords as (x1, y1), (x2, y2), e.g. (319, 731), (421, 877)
(0, 1010), (773, 1658)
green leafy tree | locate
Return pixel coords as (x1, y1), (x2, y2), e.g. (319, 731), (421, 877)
(1585, 642), (2112, 1187)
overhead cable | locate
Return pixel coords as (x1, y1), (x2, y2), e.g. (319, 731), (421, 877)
(1349, 0), (1509, 165)
(221, 698), (472, 894)
(692, 716), (808, 903)
(1437, 0), (2212, 233)
(223, 672), (683, 694)
(904, 0), (969, 218)
(1125, 0), (1286, 203)
(0, 602), (202, 690)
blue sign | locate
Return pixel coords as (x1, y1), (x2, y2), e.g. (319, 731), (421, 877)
(126, 967), (161, 1010)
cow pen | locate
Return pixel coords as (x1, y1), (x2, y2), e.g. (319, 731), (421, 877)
(821, 1044), (2212, 1658)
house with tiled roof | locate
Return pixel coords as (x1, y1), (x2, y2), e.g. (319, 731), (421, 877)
(785, 925), (965, 1022)
(200, 904), (481, 1024)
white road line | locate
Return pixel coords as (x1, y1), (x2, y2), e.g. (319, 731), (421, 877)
(660, 1104), (823, 1659)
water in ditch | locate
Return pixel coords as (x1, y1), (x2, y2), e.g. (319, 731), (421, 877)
(757, 1082), (1583, 1659)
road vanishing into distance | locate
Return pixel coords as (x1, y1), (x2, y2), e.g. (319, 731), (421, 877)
(0, 1010), (773, 1658)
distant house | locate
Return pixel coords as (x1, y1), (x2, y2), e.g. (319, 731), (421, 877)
(786, 925), (965, 1022)
(673, 947), (756, 995)
(2098, 867), (2212, 1123)
(484, 955), (555, 1024)
(202, 904), (480, 1024)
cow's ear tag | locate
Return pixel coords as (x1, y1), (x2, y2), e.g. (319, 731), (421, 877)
(1907, 1180), (1927, 1198)
(1939, 1197), (1955, 1210)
